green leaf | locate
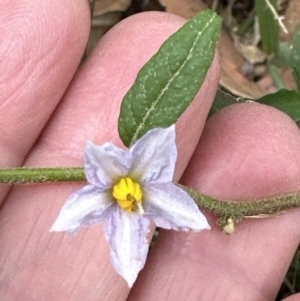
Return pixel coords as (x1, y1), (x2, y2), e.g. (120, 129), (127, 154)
(255, 0), (279, 54)
(208, 89), (244, 118)
(257, 89), (300, 126)
(118, 9), (222, 147)
(268, 64), (286, 89)
(271, 42), (292, 68)
(289, 23), (300, 91)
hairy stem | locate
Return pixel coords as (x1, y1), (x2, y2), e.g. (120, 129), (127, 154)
(180, 185), (300, 234)
(0, 167), (86, 184)
(1, 167), (299, 234)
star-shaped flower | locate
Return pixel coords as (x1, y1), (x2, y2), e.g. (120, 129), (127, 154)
(50, 125), (210, 286)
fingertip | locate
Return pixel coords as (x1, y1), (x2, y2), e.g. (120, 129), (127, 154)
(282, 293), (300, 301)
(182, 102), (300, 199)
(1, 0), (91, 95)
(0, 0), (91, 164)
(130, 102), (300, 301)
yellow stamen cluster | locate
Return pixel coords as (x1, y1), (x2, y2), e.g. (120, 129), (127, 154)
(112, 177), (144, 214)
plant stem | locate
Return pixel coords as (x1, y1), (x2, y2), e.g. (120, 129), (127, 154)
(180, 185), (300, 234)
(269, 64), (286, 89)
(0, 167), (86, 184)
(1, 167), (300, 234)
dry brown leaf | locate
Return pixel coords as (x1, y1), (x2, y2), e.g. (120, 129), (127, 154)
(282, 0), (300, 41)
(258, 67), (297, 93)
(218, 31), (265, 98)
(158, 0), (206, 19)
(85, 12), (123, 57)
(94, 0), (132, 16)
(85, 0), (132, 57)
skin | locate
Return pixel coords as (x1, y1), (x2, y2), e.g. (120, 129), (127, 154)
(0, 1), (300, 300)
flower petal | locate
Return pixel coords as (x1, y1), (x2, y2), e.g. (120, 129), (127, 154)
(80, 205), (114, 228)
(143, 183), (210, 231)
(104, 207), (150, 287)
(129, 125), (177, 184)
(84, 141), (132, 188)
(50, 185), (113, 233)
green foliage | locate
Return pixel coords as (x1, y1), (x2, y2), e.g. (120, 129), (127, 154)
(118, 10), (222, 147)
(255, 0), (279, 54)
(268, 64), (286, 89)
(208, 89), (243, 118)
(290, 23), (300, 91)
(277, 248), (300, 300)
(271, 42), (292, 68)
(209, 89), (300, 128)
(257, 89), (300, 126)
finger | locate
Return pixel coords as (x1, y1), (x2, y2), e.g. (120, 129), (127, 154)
(0, 0), (90, 201)
(0, 12), (220, 300)
(128, 103), (300, 301)
(283, 294), (300, 301)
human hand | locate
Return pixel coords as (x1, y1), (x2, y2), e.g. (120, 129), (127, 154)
(1, 1), (300, 301)
(129, 102), (300, 301)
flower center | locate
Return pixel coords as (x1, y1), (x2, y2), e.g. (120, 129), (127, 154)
(112, 177), (144, 214)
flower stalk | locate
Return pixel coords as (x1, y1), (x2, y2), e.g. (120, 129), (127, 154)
(180, 185), (300, 234)
(0, 167), (86, 184)
(1, 166), (300, 234)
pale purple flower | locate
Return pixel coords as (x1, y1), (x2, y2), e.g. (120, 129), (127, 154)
(50, 125), (210, 287)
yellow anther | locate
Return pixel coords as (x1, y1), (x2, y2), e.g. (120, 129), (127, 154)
(112, 177), (144, 214)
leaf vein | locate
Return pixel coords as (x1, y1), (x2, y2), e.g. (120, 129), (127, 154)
(129, 15), (217, 146)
